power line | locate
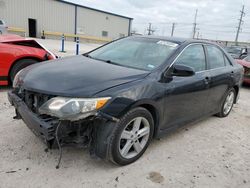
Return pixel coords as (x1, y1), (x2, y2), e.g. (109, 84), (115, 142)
(235, 5), (245, 45)
(147, 23), (156, 35)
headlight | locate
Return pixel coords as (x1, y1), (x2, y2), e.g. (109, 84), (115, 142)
(13, 69), (24, 88)
(39, 97), (111, 121)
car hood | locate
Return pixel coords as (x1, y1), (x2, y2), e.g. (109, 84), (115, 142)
(21, 55), (149, 97)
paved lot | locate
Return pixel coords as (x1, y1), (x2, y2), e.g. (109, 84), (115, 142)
(34, 38), (102, 57)
(0, 39), (250, 187)
(0, 87), (249, 188)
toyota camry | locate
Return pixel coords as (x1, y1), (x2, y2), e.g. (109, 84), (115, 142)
(8, 36), (243, 166)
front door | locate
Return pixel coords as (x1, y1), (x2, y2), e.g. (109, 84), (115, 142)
(161, 44), (210, 131)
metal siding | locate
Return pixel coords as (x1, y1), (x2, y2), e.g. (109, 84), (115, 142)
(0, 0), (75, 37)
(76, 7), (130, 39)
(0, 0), (130, 39)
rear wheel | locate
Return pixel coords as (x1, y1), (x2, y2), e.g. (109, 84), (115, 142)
(9, 59), (39, 83)
(217, 88), (236, 117)
(108, 107), (154, 165)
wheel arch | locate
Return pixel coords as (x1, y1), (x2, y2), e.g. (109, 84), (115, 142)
(8, 56), (42, 81)
(122, 100), (160, 138)
(233, 85), (239, 103)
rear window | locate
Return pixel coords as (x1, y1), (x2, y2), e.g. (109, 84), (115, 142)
(0, 20), (3, 25)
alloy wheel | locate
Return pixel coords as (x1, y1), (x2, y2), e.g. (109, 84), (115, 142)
(223, 91), (235, 115)
(119, 117), (150, 159)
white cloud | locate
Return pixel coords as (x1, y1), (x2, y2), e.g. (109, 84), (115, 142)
(66, 0), (250, 42)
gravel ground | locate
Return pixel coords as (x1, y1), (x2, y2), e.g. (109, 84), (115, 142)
(0, 87), (249, 188)
(0, 39), (250, 187)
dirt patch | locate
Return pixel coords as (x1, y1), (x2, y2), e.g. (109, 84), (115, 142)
(148, 171), (164, 184)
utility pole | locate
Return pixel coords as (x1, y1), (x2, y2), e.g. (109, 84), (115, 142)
(147, 23), (155, 35)
(171, 23), (175, 37)
(235, 5), (245, 45)
(192, 9), (198, 39)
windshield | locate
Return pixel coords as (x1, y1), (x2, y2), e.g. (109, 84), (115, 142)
(225, 47), (242, 54)
(88, 37), (179, 71)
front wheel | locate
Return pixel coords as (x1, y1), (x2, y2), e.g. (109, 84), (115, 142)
(217, 88), (236, 117)
(108, 107), (154, 165)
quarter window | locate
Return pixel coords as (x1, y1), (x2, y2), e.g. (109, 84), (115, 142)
(175, 44), (206, 72)
(206, 45), (225, 69)
(244, 55), (250, 62)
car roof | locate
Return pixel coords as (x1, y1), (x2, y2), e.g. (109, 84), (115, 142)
(130, 35), (217, 45)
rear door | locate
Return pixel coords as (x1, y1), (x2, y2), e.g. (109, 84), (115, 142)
(205, 45), (235, 113)
(162, 44), (210, 130)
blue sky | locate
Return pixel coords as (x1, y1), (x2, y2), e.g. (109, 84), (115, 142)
(66, 0), (250, 42)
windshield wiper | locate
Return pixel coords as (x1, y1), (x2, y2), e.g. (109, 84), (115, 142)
(82, 54), (92, 58)
(104, 60), (121, 66)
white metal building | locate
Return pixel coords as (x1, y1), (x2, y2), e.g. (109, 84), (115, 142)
(0, 0), (133, 40)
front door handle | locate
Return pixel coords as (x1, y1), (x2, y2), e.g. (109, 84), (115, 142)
(204, 76), (211, 84)
(230, 71), (234, 77)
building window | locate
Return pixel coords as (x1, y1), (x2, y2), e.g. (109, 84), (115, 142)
(102, 31), (108, 37)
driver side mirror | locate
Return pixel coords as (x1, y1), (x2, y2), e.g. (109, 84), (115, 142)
(242, 49), (247, 55)
(165, 64), (195, 77)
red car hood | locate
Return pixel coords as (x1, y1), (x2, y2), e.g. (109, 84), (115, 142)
(236, 59), (250, 68)
(0, 34), (56, 59)
(0, 34), (25, 42)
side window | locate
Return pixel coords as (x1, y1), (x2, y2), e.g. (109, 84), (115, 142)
(206, 45), (225, 69)
(175, 44), (206, 72)
(224, 56), (232, 66)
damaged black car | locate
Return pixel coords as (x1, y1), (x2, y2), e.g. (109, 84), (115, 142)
(8, 36), (243, 166)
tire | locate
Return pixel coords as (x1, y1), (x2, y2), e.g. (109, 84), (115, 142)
(216, 88), (236, 117)
(107, 107), (154, 166)
(9, 59), (39, 83)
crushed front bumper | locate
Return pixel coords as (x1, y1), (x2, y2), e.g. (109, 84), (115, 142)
(8, 91), (58, 143)
(8, 90), (117, 153)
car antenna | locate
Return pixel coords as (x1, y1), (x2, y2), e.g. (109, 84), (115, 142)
(55, 122), (63, 169)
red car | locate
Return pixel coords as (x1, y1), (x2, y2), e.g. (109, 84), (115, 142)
(0, 34), (56, 86)
(237, 55), (250, 85)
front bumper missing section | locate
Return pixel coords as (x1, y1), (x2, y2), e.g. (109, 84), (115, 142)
(8, 91), (58, 143)
(8, 91), (119, 148)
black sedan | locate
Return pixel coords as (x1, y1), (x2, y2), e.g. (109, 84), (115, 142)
(8, 36), (243, 166)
